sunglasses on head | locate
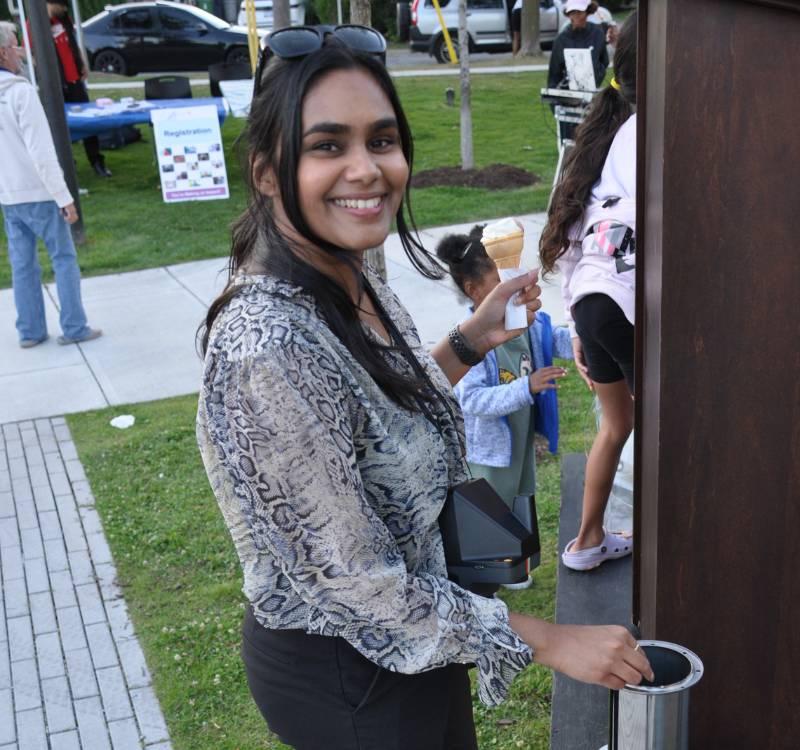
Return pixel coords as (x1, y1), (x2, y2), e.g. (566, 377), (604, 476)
(255, 24), (387, 94)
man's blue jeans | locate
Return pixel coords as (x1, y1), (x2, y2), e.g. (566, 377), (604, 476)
(2, 201), (89, 343)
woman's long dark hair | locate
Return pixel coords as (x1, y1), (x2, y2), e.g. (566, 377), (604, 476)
(200, 44), (451, 417)
(539, 11), (638, 276)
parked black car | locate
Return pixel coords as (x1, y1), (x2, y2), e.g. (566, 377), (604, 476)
(83, 1), (250, 76)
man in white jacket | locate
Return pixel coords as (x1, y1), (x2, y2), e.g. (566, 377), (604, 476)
(0, 22), (100, 348)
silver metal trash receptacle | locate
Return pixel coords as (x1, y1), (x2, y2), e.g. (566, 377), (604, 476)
(609, 640), (703, 750)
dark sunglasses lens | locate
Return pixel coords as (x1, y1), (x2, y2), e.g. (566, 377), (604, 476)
(267, 27), (321, 59)
(333, 26), (387, 54)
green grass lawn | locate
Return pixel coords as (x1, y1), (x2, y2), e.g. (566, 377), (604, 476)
(67, 360), (596, 750)
(0, 71), (559, 289)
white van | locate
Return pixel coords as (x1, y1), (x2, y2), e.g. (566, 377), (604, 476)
(406, 0), (606, 64)
(237, 0), (306, 29)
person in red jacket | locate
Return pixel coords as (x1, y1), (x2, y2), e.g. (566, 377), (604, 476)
(45, 0), (111, 177)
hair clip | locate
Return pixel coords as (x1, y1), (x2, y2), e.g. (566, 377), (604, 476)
(456, 241), (473, 261)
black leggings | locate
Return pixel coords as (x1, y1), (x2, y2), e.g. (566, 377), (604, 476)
(572, 293), (635, 392)
(241, 608), (478, 750)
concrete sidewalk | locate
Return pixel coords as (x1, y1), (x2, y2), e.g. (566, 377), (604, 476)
(0, 213), (562, 425)
(0, 418), (171, 750)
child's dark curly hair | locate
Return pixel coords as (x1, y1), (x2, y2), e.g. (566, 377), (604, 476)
(435, 224), (496, 296)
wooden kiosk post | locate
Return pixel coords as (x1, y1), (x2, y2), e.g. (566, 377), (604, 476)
(636, 0), (800, 745)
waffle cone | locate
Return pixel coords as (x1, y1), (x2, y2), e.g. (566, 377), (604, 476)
(483, 232), (524, 270)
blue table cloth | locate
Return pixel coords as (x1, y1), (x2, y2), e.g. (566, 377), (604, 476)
(66, 97), (227, 142)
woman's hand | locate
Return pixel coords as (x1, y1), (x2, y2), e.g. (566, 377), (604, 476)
(460, 270), (542, 357)
(537, 623), (653, 690)
(509, 614), (654, 690)
(571, 337), (594, 391)
(529, 366), (567, 394)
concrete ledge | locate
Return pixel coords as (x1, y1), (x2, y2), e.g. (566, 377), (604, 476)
(550, 453), (632, 750)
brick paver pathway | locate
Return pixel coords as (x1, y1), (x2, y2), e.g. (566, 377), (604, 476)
(0, 419), (172, 750)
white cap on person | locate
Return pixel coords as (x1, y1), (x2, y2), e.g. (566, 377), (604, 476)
(564, 0), (598, 13)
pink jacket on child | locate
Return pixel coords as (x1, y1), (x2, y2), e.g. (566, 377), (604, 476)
(558, 113), (637, 337)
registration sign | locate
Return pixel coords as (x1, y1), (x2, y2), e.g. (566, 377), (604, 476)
(151, 105), (230, 203)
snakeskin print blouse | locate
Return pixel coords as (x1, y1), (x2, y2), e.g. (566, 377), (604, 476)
(196, 272), (532, 706)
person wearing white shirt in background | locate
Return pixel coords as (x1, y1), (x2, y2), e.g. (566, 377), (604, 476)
(0, 22), (101, 348)
(590, 5), (619, 49)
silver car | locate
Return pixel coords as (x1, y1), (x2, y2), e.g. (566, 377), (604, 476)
(404, 0), (605, 64)
(236, 0), (306, 29)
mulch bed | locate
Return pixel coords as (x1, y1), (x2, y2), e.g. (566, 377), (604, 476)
(411, 163), (539, 190)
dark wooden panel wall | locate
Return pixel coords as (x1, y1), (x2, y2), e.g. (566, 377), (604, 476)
(636, 0), (800, 746)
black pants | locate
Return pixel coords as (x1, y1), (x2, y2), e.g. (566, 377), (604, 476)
(63, 81), (103, 168)
(241, 608), (478, 750)
(572, 293), (635, 391)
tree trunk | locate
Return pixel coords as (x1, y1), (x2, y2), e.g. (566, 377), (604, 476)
(350, 0), (371, 26)
(458, 0), (474, 170)
(27, 0), (85, 244)
(272, 0), (291, 30)
(519, 0), (541, 57)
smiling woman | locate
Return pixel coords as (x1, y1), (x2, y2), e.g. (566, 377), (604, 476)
(266, 70), (408, 277)
(194, 27), (650, 750)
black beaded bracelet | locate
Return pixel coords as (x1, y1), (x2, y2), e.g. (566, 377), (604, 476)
(448, 325), (483, 366)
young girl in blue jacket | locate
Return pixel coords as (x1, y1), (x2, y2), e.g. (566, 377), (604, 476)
(437, 227), (572, 587)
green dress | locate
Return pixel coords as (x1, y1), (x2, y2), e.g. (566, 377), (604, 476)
(468, 334), (537, 509)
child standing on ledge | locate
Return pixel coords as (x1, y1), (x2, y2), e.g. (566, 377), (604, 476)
(540, 12), (638, 572)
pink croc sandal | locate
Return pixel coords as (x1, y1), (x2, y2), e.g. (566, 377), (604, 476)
(561, 529), (633, 571)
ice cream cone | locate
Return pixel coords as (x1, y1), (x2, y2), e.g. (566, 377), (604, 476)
(482, 219), (524, 270)
(483, 235), (524, 269)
